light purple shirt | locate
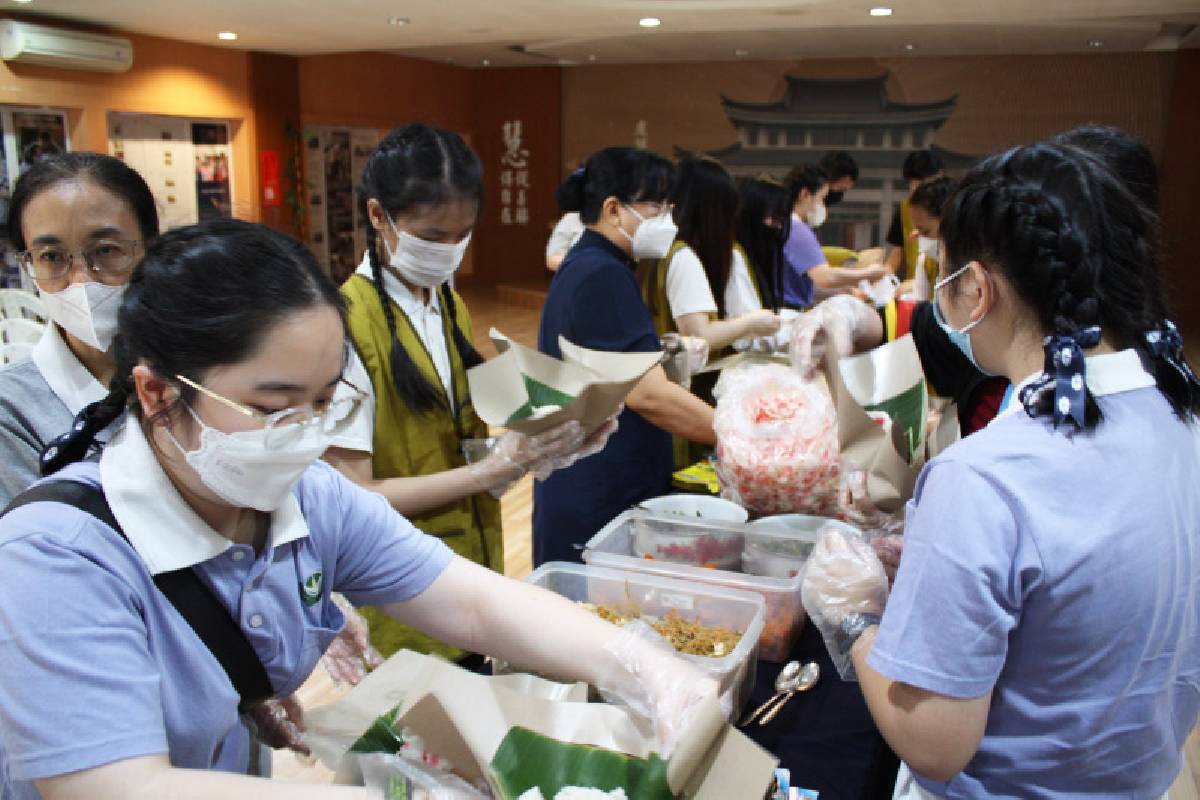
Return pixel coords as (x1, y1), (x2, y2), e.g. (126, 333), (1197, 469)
(0, 455), (452, 797)
(870, 352), (1200, 798)
(782, 213), (823, 308)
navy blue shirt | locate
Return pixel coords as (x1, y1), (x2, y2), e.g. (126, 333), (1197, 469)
(533, 230), (672, 565)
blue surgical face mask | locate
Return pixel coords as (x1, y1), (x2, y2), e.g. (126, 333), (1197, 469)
(932, 263), (994, 376)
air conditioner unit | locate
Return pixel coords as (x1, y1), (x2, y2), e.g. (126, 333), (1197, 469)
(1, 20), (132, 73)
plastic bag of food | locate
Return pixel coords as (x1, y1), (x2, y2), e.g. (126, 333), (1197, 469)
(714, 365), (842, 517)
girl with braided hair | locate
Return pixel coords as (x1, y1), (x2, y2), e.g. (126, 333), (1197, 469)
(324, 123), (611, 663)
(800, 141), (1200, 798)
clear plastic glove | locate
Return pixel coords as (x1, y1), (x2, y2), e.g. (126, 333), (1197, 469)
(320, 592), (384, 686)
(593, 620), (723, 757)
(528, 411), (620, 480)
(247, 695), (309, 755)
(741, 308), (783, 338)
(468, 420), (586, 492)
(790, 296), (871, 380)
(801, 529), (890, 681)
(679, 335), (710, 376)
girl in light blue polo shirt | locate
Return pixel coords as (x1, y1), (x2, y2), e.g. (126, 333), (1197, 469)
(802, 141), (1200, 798)
(0, 219), (713, 799)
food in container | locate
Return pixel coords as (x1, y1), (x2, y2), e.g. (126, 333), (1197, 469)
(578, 602), (743, 658)
(630, 513), (744, 571)
(742, 514), (861, 579)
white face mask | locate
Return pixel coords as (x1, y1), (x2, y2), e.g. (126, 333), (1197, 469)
(620, 204), (678, 259)
(383, 215), (471, 289)
(167, 404), (331, 513)
(806, 202), (828, 228)
(39, 281), (125, 350)
(917, 236), (940, 260)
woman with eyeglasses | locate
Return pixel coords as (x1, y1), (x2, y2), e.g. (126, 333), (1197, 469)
(0, 152), (156, 506)
(0, 218), (715, 800)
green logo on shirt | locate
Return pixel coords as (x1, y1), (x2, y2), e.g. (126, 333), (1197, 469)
(300, 571), (323, 606)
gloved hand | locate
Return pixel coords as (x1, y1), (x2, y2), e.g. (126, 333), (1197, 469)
(467, 420), (586, 492)
(801, 529), (890, 681)
(529, 411), (620, 480)
(871, 534), (904, 589)
(320, 593), (384, 686)
(741, 308), (783, 338)
(790, 296), (870, 380)
(247, 695), (308, 755)
(593, 620), (723, 757)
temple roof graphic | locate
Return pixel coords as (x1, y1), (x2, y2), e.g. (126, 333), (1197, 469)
(698, 72), (978, 173)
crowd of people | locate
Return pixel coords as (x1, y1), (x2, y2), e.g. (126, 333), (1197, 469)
(0, 119), (1195, 800)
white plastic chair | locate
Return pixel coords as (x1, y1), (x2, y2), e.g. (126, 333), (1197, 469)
(0, 341), (34, 364)
(0, 289), (46, 324)
(0, 318), (44, 345)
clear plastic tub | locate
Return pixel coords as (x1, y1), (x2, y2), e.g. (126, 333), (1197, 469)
(742, 514), (861, 579)
(630, 513), (745, 571)
(524, 561), (765, 717)
(584, 510), (859, 662)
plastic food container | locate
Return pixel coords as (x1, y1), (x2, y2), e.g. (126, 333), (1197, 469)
(585, 511), (859, 662)
(637, 494), (749, 523)
(524, 562), (765, 717)
(742, 514), (861, 579)
(630, 513), (745, 571)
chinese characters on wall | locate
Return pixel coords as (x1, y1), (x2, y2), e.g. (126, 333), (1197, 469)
(499, 120), (530, 226)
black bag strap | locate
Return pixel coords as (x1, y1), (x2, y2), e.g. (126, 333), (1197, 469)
(3, 480), (274, 711)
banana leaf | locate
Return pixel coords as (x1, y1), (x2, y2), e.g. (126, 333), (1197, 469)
(505, 376), (576, 424)
(350, 703), (405, 755)
(491, 726), (674, 800)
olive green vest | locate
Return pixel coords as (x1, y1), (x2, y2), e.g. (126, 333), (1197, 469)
(900, 198), (920, 282)
(341, 274), (502, 660)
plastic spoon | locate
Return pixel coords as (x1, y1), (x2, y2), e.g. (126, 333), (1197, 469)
(759, 661), (820, 725)
(740, 660), (801, 726)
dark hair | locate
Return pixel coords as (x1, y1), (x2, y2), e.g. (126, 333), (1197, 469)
(819, 151), (859, 183)
(42, 219), (345, 474)
(940, 142), (1197, 428)
(559, 146), (674, 225)
(555, 168), (584, 214)
(902, 149), (944, 183)
(735, 176), (791, 310)
(672, 157), (739, 316)
(908, 176), (957, 219)
(1054, 125), (1159, 212)
(356, 122), (485, 414)
(7, 152), (159, 249)
(784, 164), (827, 207)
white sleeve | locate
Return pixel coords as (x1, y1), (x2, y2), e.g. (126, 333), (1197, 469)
(545, 213), (584, 258)
(664, 246), (718, 320)
(326, 348), (376, 453)
(724, 248), (762, 318)
(912, 253), (932, 302)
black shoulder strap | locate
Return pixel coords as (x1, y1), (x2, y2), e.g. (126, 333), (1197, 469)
(3, 481), (274, 711)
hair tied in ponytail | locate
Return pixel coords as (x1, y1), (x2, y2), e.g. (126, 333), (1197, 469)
(1019, 325), (1102, 428)
(40, 388), (130, 476)
(1146, 320), (1200, 398)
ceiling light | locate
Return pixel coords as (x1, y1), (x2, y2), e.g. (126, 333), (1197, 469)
(217, 31), (238, 41)
(481, 58), (490, 66)
(639, 17), (661, 28)
(904, 43), (915, 51)
(869, 7), (893, 16)
(388, 17), (409, 26)
(11, 0), (35, 4)
(1087, 39), (1104, 48)
(734, 49), (750, 56)
(588, 54), (597, 61)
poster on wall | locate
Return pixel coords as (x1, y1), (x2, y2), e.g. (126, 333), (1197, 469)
(302, 125), (382, 280)
(192, 122), (233, 221)
(14, 112), (66, 177)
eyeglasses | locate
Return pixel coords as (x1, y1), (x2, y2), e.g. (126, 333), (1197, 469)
(175, 374), (367, 449)
(18, 240), (143, 284)
(626, 201), (673, 219)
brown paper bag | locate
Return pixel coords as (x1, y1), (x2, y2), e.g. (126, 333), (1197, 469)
(467, 329), (662, 436)
(304, 650), (777, 800)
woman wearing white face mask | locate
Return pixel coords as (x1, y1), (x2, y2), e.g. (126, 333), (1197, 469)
(780, 164), (889, 310)
(0, 219), (712, 800)
(0, 153), (156, 506)
(324, 124), (611, 662)
(534, 147), (718, 566)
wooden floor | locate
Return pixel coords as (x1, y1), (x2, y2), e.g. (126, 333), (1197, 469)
(274, 284), (1200, 793)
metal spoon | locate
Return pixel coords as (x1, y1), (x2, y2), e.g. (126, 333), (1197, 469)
(758, 661), (820, 726)
(740, 660), (802, 726)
